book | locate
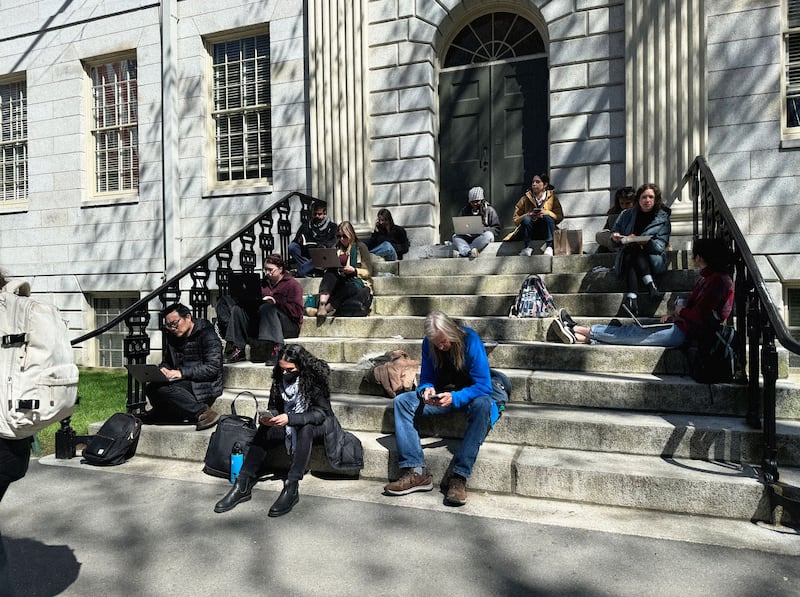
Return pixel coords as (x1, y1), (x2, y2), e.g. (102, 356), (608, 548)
(620, 235), (652, 244)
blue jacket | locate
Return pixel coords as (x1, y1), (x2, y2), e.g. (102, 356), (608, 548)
(417, 327), (500, 425)
(611, 207), (671, 276)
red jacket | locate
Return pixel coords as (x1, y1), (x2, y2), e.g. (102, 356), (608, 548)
(674, 267), (734, 333)
(262, 273), (304, 328)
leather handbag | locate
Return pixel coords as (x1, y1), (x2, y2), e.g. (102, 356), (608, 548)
(202, 391), (260, 479)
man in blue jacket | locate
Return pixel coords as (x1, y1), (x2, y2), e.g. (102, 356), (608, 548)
(384, 310), (498, 506)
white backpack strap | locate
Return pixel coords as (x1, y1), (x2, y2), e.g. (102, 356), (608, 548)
(2, 279), (31, 297)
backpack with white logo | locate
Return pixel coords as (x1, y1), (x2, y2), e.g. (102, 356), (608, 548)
(0, 280), (79, 439)
(509, 274), (557, 318)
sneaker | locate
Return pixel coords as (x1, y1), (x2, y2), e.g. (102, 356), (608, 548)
(444, 474), (468, 506)
(559, 308), (577, 329)
(543, 246), (554, 256)
(224, 346), (245, 364)
(305, 306), (318, 317)
(384, 470), (433, 496)
(469, 248), (479, 259)
(553, 318), (577, 344)
(196, 408), (221, 431)
(518, 247), (533, 257)
(451, 249), (460, 259)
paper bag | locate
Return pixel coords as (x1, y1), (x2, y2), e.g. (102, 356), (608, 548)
(554, 229), (583, 255)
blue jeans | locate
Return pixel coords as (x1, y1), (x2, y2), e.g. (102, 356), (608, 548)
(369, 241), (398, 261)
(288, 242), (315, 277)
(520, 215), (555, 248)
(392, 390), (492, 478)
(590, 323), (686, 347)
(451, 231), (494, 256)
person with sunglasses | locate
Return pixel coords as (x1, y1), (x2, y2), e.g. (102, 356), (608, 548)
(142, 303), (223, 430)
(213, 344), (363, 516)
(306, 221), (372, 321)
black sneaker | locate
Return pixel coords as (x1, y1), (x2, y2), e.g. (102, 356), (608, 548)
(553, 318), (577, 344)
(558, 308), (577, 329)
(225, 346), (246, 364)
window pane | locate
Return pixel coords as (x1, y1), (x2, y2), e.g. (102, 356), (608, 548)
(90, 59), (139, 193)
(0, 80), (28, 201)
(212, 33), (272, 182)
(93, 296), (137, 368)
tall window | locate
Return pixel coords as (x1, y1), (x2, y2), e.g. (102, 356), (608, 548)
(786, 0), (800, 134)
(212, 33), (272, 182)
(93, 296), (137, 367)
(0, 79), (27, 202)
(90, 59), (139, 193)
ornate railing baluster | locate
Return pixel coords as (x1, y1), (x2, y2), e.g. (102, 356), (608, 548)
(57, 192), (319, 459)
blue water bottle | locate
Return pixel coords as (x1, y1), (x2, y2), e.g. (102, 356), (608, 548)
(230, 442), (243, 485)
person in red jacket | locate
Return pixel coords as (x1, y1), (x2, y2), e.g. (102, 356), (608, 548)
(554, 238), (734, 347)
(217, 254), (304, 365)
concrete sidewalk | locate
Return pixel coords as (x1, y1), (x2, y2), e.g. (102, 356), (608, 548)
(1, 455), (799, 596)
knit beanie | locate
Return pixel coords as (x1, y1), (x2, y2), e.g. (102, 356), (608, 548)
(468, 187), (485, 202)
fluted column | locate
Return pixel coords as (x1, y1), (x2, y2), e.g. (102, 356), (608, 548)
(307, 0), (370, 228)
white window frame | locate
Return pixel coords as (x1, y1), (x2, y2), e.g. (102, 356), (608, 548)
(0, 76), (28, 207)
(86, 54), (140, 199)
(783, 0), (800, 144)
(207, 27), (272, 189)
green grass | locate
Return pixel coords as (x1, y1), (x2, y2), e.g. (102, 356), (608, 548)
(35, 367), (128, 456)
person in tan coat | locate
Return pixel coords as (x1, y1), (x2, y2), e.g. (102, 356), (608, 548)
(504, 173), (564, 256)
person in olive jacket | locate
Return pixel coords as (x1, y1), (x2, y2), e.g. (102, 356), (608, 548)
(143, 303), (223, 431)
(213, 344), (363, 517)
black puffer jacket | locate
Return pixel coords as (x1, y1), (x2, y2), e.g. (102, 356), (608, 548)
(268, 356), (363, 471)
(160, 318), (223, 402)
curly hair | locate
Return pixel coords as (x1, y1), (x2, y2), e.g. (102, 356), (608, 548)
(635, 183), (663, 213)
(269, 344), (331, 401)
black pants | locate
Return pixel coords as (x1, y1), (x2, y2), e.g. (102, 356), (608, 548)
(319, 272), (367, 310)
(216, 296), (299, 350)
(1, 437), (32, 596)
(240, 423), (325, 482)
(619, 245), (654, 293)
(145, 380), (211, 421)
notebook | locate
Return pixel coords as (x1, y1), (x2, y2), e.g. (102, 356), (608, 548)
(228, 272), (262, 306)
(125, 363), (174, 384)
(622, 304), (672, 329)
(309, 247), (341, 269)
(452, 215), (483, 235)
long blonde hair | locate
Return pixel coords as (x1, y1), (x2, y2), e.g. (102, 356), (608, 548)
(424, 310), (466, 371)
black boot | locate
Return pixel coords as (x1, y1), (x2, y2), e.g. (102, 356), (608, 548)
(647, 281), (664, 299)
(620, 295), (638, 317)
(214, 475), (255, 513)
(268, 480), (299, 517)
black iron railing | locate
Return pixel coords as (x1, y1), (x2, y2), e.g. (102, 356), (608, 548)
(55, 190), (318, 458)
(680, 156), (800, 522)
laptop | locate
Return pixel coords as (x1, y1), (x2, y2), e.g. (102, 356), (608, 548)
(125, 363), (174, 384)
(622, 303), (672, 329)
(309, 247), (341, 269)
(452, 215), (483, 235)
(228, 272), (262, 306)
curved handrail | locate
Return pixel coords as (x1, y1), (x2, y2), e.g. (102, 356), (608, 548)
(69, 190), (316, 346)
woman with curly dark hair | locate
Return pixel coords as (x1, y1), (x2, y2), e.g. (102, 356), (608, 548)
(213, 344), (362, 516)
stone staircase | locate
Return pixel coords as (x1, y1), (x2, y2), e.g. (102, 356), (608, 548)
(132, 244), (800, 522)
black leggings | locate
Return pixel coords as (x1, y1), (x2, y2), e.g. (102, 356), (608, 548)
(619, 245), (654, 294)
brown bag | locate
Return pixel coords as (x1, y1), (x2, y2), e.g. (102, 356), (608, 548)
(368, 350), (419, 398)
(554, 228), (583, 255)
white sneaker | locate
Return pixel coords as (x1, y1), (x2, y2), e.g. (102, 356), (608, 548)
(469, 248), (479, 259)
(544, 246), (554, 256)
(518, 247), (533, 257)
(451, 250), (460, 258)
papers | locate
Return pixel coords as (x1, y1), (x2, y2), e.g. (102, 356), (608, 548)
(620, 235), (652, 244)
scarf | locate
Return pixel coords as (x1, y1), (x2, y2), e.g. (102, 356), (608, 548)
(311, 215), (331, 234)
(281, 378), (309, 454)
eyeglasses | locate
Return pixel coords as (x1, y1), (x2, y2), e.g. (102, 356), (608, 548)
(164, 319), (182, 330)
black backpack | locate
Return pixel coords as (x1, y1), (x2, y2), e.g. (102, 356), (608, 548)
(81, 412), (142, 466)
(684, 324), (736, 384)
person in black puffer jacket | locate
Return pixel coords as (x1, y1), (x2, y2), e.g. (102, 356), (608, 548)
(144, 303), (223, 431)
(213, 344), (363, 517)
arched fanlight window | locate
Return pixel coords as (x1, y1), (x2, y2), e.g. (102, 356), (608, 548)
(444, 12), (544, 68)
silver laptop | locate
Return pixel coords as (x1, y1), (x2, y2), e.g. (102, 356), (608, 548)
(452, 215), (483, 235)
(125, 363), (174, 383)
(622, 304), (672, 329)
(309, 247), (341, 269)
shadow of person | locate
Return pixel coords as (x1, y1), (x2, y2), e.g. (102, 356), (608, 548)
(2, 535), (80, 596)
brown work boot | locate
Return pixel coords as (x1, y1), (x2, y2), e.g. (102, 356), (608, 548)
(384, 470), (433, 496)
(196, 408), (220, 431)
(444, 474), (467, 506)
